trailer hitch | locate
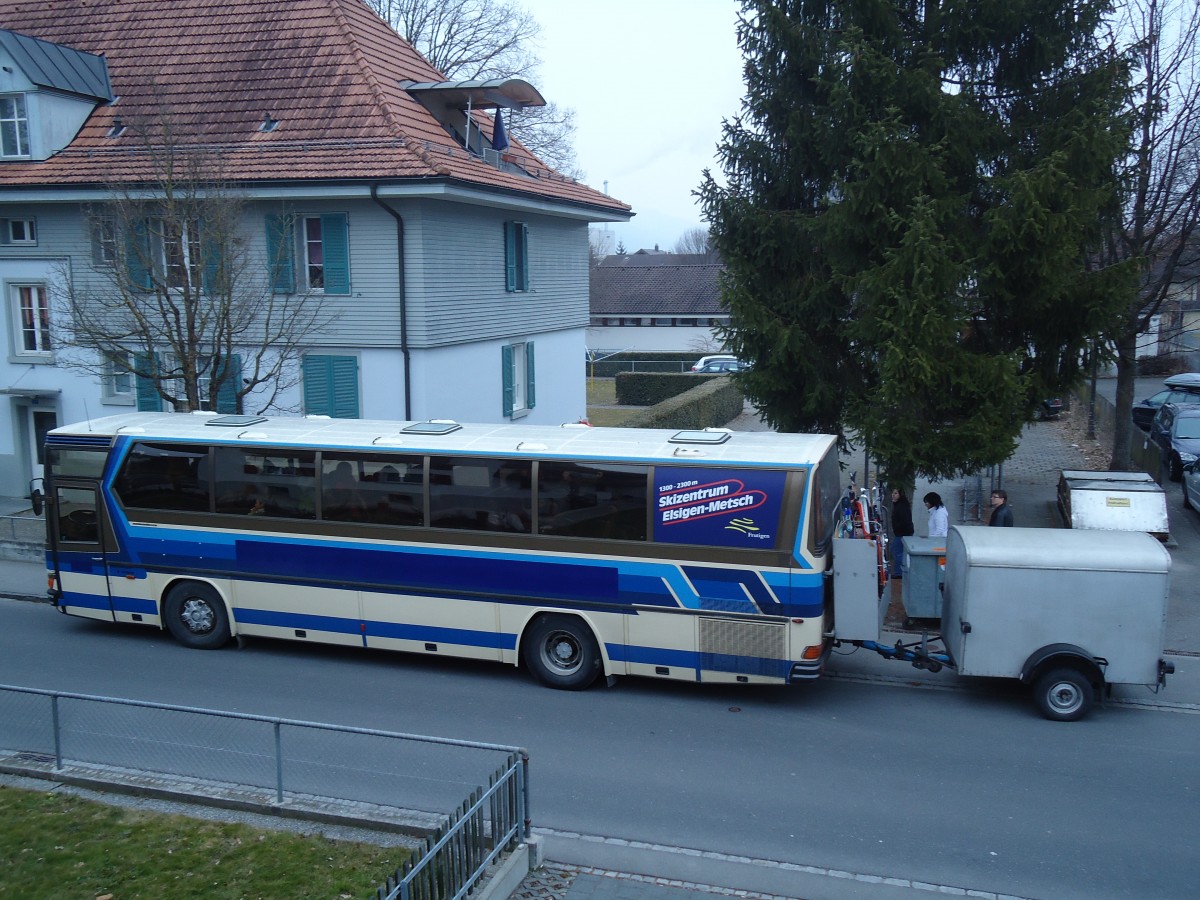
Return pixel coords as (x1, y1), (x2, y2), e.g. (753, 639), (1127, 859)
(855, 636), (954, 674)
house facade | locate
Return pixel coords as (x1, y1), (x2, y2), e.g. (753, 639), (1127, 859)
(588, 253), (727, 354)
(0, 0), (629, 493)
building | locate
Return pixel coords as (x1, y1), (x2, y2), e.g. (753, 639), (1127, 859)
(0, 0), (629, 492)
(588, 253), (726, 354)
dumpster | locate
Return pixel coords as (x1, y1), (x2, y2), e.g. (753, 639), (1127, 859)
(902, 536), (946, 619)
(1056, 470), (1168, 541)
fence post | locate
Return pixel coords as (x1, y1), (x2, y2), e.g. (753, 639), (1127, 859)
(274, 721), (283, 803)
(520, 749), (531, 840)
(51, 694), (62, 770)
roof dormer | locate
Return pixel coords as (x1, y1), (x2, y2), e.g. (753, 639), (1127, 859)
(0, 28), (113, 161)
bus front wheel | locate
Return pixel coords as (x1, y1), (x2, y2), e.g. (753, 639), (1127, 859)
(164, 582), (231, 650)
(523, 615), (601, 690)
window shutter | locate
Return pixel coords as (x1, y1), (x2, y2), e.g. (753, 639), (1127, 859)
(265, 215), (295, 294)
(503, 222), (517, 292)
(525, 341), (535, 409)
(320, 214), (350, 294)
(126, 219), (153, 291)
(303, 355), (359, 418)
(0, 219), (9, 245)
(200, 224), (222, 296)
(134, 352), (162, 411)
(501, 344), (514, 417)
(214, 353), (242, 414)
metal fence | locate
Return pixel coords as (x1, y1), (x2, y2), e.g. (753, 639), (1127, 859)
(0, 684), (529, 899)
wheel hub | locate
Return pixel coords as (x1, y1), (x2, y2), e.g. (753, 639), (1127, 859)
(180, 598), (215, 634)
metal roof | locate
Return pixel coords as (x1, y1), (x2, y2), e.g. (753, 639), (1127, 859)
(0, 28), (112, 101)
(398, 78), (545, 110)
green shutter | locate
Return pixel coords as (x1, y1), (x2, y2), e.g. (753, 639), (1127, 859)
(126, 219), (152, 291)
(321, 214), (350, 294)
(303, 355), (359, 418)
(501, 344), (514, 416)
(525, 341), (535, 409)
(265, 214), (295, 294)
(200, 223), (222, 296)
(214, 353), (242, 414)
(134, 351), (162, 411)
(503, 222), (517, 292)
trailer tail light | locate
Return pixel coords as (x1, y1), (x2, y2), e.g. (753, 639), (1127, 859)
(801, 644), (823, 660)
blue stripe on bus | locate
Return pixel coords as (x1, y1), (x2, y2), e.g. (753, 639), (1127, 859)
(367, 621), (516, 650)
(233, 607), (363, 636)
(606, 644), (793, 680)
(113, 595), (158, 615)
(60, 592), (113, 612)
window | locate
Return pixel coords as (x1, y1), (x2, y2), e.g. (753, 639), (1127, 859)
(102, 352), (135, 405)
(10, 283), (50, 357)
(213, 446), (316, 518)
(161, 219), (202, 290)
(503, 221), (528, 292)
(91, 217), (118, 266)
(429, 456), (532, 533)
(502, 341), (535, 418)
(537, 461), (648, 541)
(115, 442), (212, 513)
(265, 214), (350, 295)
(0, 95), (29, 158)
(0, 218), (37, 245)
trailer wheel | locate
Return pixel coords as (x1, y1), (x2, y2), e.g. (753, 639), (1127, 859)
(163, 582), (230, 650)
(522, 615), (601, 690)
(1033, 667), (1094, 722)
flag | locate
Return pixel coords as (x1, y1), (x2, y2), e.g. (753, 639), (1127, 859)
(491, 110), (509, 152)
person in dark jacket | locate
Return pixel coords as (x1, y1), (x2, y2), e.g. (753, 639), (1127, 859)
(890, 487), (915, 578)
(988, 489), (1014, 527)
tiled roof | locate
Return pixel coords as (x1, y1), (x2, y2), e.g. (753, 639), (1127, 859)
(590, 264), (726, 316)
(599, 253), (718, 267)
(0, 0), (628, 215)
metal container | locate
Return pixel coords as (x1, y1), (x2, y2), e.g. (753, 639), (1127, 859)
(901, 536), (947, 619)
(1056, 470), (1168, 540)
(942, 526), (1170, 685)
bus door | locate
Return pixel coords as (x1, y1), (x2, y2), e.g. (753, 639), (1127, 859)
(49, 482), (118, 621)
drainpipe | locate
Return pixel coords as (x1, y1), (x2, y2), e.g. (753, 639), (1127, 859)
(370, 184), (412, 420)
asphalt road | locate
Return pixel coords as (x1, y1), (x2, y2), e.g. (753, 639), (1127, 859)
(2, 598), (1197, 900)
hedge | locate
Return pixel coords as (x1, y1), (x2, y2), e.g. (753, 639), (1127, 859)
(619, 375), (745, 430)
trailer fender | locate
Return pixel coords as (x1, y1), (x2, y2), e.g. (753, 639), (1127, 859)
(1019, 644), (1105, 687)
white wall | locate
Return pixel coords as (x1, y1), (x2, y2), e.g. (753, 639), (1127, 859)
(586, 324), (725, 354)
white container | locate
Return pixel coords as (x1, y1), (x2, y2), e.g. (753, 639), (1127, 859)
(1056, 470), (1168, 540)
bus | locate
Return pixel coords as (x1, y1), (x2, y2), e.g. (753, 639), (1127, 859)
(42, 412), (846, 690)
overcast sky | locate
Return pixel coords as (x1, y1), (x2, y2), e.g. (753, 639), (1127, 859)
(518, 0), (746, 254)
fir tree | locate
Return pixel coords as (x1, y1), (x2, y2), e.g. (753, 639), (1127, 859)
(700, 0), (1132, 480)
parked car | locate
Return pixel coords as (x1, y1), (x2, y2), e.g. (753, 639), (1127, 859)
(1132, 372), (1200, 431)
(1182, 459), (1200, 510)
(694, 359), (750, 374)
(1150, 402), (1200, 481)
(691, 354), (738, 372)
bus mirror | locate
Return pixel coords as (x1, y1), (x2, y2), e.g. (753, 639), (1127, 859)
(30, 488), (43, 516)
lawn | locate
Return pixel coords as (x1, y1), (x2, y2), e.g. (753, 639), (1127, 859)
(0, 785), (409, 900)
(585, 377), (641, 427)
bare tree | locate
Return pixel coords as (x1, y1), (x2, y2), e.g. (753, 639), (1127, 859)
(673, 226), (717, 258)
(365, 0), (581, 176)
(1104, 0), (1200, 468)
(53, 115), (330, 414)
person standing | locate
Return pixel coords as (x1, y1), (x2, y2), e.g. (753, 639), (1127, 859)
(988, 489), (1014, 526)
(923, 491), (948, 537)
(890, 487), (914, 578)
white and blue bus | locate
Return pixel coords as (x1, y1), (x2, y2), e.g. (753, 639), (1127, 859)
(43, 413), (845, 689)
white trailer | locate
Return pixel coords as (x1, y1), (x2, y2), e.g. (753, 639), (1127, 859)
(836, 525), (1174, 721)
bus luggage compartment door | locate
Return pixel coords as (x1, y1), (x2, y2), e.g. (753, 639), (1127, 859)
(50, 484), (118, 621)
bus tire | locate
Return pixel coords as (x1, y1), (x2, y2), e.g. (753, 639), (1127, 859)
(522, 615), (601, 690)
(163, 582), (231, 650)
(1033, 667), (1094, 722)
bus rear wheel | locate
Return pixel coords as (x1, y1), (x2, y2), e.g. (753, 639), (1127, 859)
(523, 615), (600, 690)
(164, 582), (231, 650)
